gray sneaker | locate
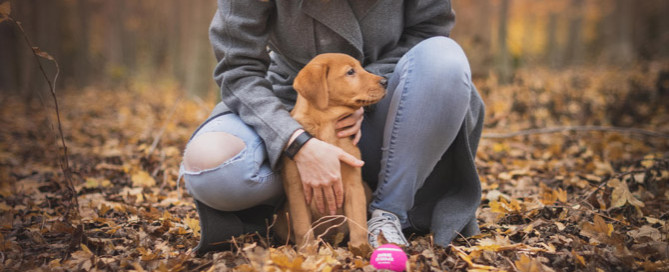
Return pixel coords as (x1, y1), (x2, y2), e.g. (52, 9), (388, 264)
(368, 209), (409, 248)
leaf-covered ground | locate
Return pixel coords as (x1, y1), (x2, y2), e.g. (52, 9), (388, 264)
(1, 63), (668, 271)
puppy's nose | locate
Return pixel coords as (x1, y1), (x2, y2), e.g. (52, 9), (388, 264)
(379, 77), (388, 88)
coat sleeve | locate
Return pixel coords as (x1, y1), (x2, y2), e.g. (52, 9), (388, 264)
(365, 0), (456, 76)
(210, 0), (302, 169)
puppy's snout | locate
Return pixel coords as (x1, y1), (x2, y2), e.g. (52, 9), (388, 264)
(379, 77), (388, 88)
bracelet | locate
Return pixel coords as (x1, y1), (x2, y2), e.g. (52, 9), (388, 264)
(284, 131), (313, 159)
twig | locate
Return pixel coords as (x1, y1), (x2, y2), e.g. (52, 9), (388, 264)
(504, 256), (518, 272)
(263, 214), (278, 248)
(455, 231), (473, 247)
(231, 236), (242, 256)
(483, 126), (669, 139)
(578, 168), (648, 202)
(578, 178), (610, 203)
(312, 215), (347, 242)
(9, 17), (80, 217)
(189, 260), (213, 272)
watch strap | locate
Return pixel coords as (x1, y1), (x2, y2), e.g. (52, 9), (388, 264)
(284, 131), (313, 159)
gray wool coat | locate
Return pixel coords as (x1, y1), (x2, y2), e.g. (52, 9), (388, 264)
(205, 0), (484, 245)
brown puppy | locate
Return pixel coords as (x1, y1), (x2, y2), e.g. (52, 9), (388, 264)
(276, 53), (386, 255)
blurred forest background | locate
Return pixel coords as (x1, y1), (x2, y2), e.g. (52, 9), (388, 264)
(1, 0), (668, 96)
(2, 1), (669, 271)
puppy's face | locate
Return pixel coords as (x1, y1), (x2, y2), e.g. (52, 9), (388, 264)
(293, 53), (387, 111)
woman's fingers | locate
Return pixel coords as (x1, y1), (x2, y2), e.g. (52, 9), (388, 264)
(338, 148), (364, 167)
(334, 177), (344, 209)
(303, 183), (312, 204)
(352, 130), (362, 145)
(293, 139), (361, 214)
(324, 185), (338, 215)
(336, 108), (364, 138)
(313, 187), (325, 214)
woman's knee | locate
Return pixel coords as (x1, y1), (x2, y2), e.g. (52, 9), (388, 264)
(183, 131), (246, 172)
(411, 37), (472, 103)
(414, 37), (471, 81)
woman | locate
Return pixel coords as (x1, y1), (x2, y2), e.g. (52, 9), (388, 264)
(181, 0), (485, 254)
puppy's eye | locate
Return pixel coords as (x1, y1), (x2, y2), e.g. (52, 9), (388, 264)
(346, 69), (356, 76)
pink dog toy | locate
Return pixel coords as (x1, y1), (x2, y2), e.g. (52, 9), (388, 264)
(370, 244), (408, 272)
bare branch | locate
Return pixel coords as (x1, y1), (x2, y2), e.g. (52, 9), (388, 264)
(9, 16), (80, 218)
(483, 126), (669, 139)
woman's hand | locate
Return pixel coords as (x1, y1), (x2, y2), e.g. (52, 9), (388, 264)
(335, 107), (364, 145)
(292, 137), (364, 215)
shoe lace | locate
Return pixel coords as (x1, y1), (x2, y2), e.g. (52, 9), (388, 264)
(368, 214), (407, 244)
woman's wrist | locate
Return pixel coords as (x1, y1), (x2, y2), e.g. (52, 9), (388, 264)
(284, 129), (313, 159)
(286, 129), (305, 149)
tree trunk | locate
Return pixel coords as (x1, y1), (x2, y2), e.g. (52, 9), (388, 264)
(565, 0), (584, 66)
(496, 0), (512, 84)
(545, 13), (561, 69)
(612, 0), (634, 64)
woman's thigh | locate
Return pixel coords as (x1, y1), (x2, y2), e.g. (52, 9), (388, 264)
(359, 36), (476, 189)
(180, 113), (283, 211)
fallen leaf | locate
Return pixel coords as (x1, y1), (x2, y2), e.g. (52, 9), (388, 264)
(184, 216), (200, 236)
(32, 47), (55, 61)
(644, 217), (665, 226)
(515, 254), (551, 272)
(138, 247), (160, 261)
(571, 250), (586, 267)
(608, 178), (645, 208)
(452, 246), (497, 271)
(83, 177), (112, 189)
(490, 197), (523, 214)
(580, 215), (614, 244)
(627, 225), (661, 242)
(132, 170), (156, 187)
(640, 155), (655, 168)
(633, 172), (646, 183)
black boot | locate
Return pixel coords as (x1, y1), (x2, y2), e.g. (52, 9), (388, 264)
(193, 200), (275, 255)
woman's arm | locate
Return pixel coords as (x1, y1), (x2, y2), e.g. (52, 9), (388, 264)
(211, 1), (364, 212)
(365, 0), (456, 76)
(210, 0), (301, 169)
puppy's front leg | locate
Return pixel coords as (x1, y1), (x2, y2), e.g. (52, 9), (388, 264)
(283, 162), (316, 250)
(344, 172), (372, 257)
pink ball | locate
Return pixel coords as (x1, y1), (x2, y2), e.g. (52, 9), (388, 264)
(370, 244), (408, 272)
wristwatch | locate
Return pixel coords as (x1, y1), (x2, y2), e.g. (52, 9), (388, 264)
(284, 130), (313, 159)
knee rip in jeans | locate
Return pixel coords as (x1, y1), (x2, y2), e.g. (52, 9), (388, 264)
(183, 131), (246, 173)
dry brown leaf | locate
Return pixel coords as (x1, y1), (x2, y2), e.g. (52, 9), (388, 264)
(31, 47), (55, 61)
(132, 170), (156, 187)
(515, 254), (544, 272)
(627, 225), (662, 242)
(540, 183), (568, 205)
(490, 197), (523, 214)
(580, 215), (614, 244)
(184, 216), (200, 236)
(608, 178), (645, 208)
(571, 250), (586, 267)
(452, 246), (497, 271)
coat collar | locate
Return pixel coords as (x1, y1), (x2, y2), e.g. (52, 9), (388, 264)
(300, 0), (379, 56)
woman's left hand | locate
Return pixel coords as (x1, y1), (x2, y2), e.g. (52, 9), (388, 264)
(336, 107), (364, 145)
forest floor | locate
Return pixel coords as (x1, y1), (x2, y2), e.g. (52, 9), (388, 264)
(1, 62), (668, 271)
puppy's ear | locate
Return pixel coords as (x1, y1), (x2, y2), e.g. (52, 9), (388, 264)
(293, 63), (329, 110)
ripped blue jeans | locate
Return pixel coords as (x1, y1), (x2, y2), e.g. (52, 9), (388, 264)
(180, 37), (482, 228)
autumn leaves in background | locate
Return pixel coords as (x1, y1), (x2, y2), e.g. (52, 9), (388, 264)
(1, 63), (666, 270)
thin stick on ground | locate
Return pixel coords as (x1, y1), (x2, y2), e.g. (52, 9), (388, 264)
(483, 125), (669, 139)
(9, 17), (80, 218)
